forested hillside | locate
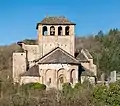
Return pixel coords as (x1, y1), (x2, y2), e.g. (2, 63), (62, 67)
(76, 29), (120, 78)
(0, 29), (120, 79)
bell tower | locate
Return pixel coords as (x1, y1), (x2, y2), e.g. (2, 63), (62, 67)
(36, 16), (76, 57)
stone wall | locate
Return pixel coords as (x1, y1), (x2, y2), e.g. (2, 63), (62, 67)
(13, 52), (26, 83)
(39, 36), (74, 56)
(81, 49), (97, 76)
(38, 64), (78, 89)
(81, 76), (95, 84)
(37, 25), (75, 56)
(23, 45), (40, 61)
(20, 76), (40, 84)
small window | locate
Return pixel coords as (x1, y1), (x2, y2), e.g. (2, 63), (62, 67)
(49, 78), (51, 83)
(65, 26), (69, 35)
(58, 26), (62, 35)
(50, 26), (55, 35)
(43, 26), (48, 36)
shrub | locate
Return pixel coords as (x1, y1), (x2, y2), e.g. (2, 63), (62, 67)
(82, 79), (93, 89)
(92, 81), (120, 106)
(62, 82), (72, 96)
(93, 85), (108, 101)
(62, 82), (72, 90)
(21, 83), (46, 90)
(74, 82), (81, 89)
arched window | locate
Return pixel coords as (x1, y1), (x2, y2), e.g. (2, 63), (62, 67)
(65, 26), (69, 35)
(58, 26), (62, 36)
(50, 26), (55, 35)
(45, 69), (54, 86)
(70, 69), (75, 84)
(49, 78), (51, 84)
(42, 26), (48, 36)
(59, 75), (64, 83)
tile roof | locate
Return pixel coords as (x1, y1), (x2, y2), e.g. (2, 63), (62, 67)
(35, 47), (80, 64)
(76, 52), (88, 62)
(20, 65), (40, 77)
(36, 16), (76, 29)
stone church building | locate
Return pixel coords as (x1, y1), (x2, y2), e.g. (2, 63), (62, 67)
(13, 16), (97, 89)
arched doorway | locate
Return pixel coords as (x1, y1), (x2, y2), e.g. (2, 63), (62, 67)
(70, 69), (76, 84)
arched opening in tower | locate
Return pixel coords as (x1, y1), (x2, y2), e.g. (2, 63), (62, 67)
(42, 26), (48, 36)
(65, 26), (70, 35)
(50, 26), (55, 35)
(58, 26), (62, 36)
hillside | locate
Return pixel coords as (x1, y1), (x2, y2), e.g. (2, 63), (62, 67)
(0, 29), (120, 80)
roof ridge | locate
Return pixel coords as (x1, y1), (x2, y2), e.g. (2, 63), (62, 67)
(58, 47), (79, 62)
(34, 47), (80, 64)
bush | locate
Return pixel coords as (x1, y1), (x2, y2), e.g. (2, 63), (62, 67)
(74, 82), (81, 89)
(21, 83), (46, 90)
(62, 82), (72, 96)
(92, 83), (120, 106)
(92, 84), (108, 105)
(82, 79), (93, 89)
(62, 82), (71, 89)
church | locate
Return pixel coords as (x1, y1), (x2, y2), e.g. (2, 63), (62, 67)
(13, 16), (97, 89)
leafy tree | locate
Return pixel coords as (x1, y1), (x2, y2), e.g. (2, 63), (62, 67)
(93, 81), (120, 106)
(93, 84), (108, 105)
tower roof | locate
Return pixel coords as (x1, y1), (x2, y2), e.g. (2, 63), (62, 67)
(36, 16), (76, 29)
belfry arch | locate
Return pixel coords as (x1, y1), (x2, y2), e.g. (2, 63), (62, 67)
(42, 26), (48, 36)
(65, 26), (70, 35)
(50, 26), (55, 35)
(58, 26), (62, 35)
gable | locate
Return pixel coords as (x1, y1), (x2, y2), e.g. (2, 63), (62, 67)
(35, 47), (80, 64)
(81, 49), (93, 59)
(76, 52), (88, 62)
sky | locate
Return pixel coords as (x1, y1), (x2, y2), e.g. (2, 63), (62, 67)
(0, 0), (120, 45)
